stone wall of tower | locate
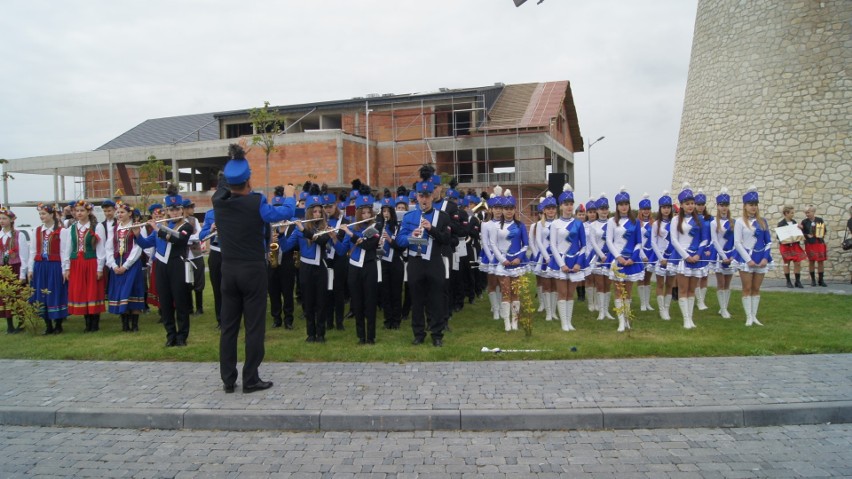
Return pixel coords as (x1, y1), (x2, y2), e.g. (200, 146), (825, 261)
(674, 0), (852, 281)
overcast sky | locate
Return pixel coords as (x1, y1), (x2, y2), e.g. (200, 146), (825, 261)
(0, 0), (698, 226)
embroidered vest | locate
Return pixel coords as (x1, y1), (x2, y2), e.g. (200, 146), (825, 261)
(70, 224), (98, 260)
(113, 226), (136, 263)
(0, 230), (21, 265)
(35, 225), (62, 262)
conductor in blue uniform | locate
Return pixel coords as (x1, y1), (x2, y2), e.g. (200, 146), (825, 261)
(214, 144), (296, 393)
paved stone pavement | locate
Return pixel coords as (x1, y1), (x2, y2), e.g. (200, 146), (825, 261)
(0, 354), (850, 431)
(0, 423), (849, 478)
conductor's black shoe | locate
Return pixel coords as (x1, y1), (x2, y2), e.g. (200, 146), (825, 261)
(411, 338), (425, 345)
(316, 336), (326, 343)
(433, 339), (443, 347)
(165, 339), (176, 347)
(284, 323), (294, 330)
(443, 325), (452, 332)
(176, 339), (187, 347)
(272, 322), (282, 328)
(223, 384), (235, 393)
(305, 336), (316, 343)
(243, 380), (273, 393)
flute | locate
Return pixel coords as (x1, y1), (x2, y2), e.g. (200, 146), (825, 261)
(270, 217), (324, 229)
(117, 218), (171, 231)
(312, 217), (374, 240)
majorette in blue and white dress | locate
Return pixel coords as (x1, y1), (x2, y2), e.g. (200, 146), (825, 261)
(534, 219), (555, 277)
(548, 216), (587, 282)
(490, 219), (529, 278)
(606, 217), (645, 282)
(668, 216), (708, 278)
(652, 220), (675, 277)
(640, 219), (657, 273)
(588, 219), (610, 275)
(710, 217), (736, 275)
(479, 218), (501, 274)
(732, 217), (774, 274)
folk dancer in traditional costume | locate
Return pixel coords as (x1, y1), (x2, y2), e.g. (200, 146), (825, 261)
(99, 200), (117, 303)
(397, 179), (453, 346)
(777, 205), (806, 288)
(548, 184), (587, 331)
(732, 186), (774, 326)
(135, 186), (194, 346)
(637, 194), (657, 312)
(652, 191), (676, 320)
(28, 204), (68, 334)
(61, 200), (106, 333)
(606, 188), (644, 332)
(1, 208), (30, 333)
(341, 186), (380, 344)
(488, 189), (529, 332)
(379, 193), (405, 330)
(534, 192), (557, 321)
(668, 183), (707, 329)
(284, 193), (333, 343)
(802, 205), (828, 287)
(481, 187), (504, 320)
(711, 188), (736, 318)
(105, 201), (145, 332)
(589, 194), (615, 320)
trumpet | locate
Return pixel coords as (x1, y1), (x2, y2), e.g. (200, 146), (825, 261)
(312, 217), (374, 240)
(471, 200), (489, 213)
(117, 218), (172, 231)
(270, 217), (324, 229)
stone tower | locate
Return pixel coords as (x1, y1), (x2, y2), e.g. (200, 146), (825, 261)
(674, 0), (852, 281)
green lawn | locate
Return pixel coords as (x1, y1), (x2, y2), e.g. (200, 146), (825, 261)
(1, 277), (850, 362)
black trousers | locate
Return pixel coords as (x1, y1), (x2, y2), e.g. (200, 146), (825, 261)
(451, 259), (465, 309)
(381, 258), (404, 328)
(442, 254), (452, 322)
(208, 250), (223, 323)
(219, 259), (268, 387)
(349, 261), (378, 342)
(325, 256), (347, 328)
(300, 262), (327, 339)
(408, 255), (446, 341)
(189, 257), (206, 311)
(268, 256), (296, 326)
(156, 258), (191, 343)
(401, 268), (411, 319)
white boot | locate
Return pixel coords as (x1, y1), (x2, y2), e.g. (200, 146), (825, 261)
(488, 292), (499, 320)
(557, 299), (569, 331)
(624, 297), (632, 330)
(696, 287), (708, 310)
(657, 295), (669, 320)
(664, 295), (673, 320)
(716, 289), (725, 317)
(638, 286), (647, 311)
(596, 292), (607, 320)
(644, 286), (654, 311)
(615, 298), (626, 332)
(687, 297), (696, 328)
(510, 301), (520, 330)
(721, 290), (731, 319)
(537, 286), (545, 312)
(751, 295), (763, 326)
(544, 290), (553, 321)
(742, 296), (753, 326)
(565, 300), (575, 331)
(550, 293), (559, 321)
(678, 298), (692, 329)
(604, 293), (615, 319)
(587, 286), (597, 311)
(500, 302), (511, 331)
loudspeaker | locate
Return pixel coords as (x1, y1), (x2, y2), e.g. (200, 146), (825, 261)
(547, 173), (569, 196)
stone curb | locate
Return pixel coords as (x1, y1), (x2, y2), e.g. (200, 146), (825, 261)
(1, 401), (850, 431)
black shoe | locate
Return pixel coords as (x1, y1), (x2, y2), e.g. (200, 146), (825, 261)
(223, 384), (235, 393)
(366, 339), (375, 344)
(345, 310), (355, 319)
(795, 279), (804, 288)
(243, 380), (273, 393)
(316, 336), (326, 343)
(336, 325), (345, 331)
(786, 280), (794, 288)
(165, 339), (177, 347)
(195, 309), (204, 316)
(411, 338), (424, 345)
(443, 324), (452, 332)
(819, 281), (827, 287)
(468, 297), (475, 305)
(433, 339), (443, 347)
(272, 321), (282, 328)
(358, 338), (366, 345)
(811, 280), (817, 287)
(305, 336), (316, 343)
(176, 339), (187, 347)
(284, 323), (294, 330)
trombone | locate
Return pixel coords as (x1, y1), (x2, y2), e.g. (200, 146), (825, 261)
(117, 218), (172, 231)
(311, 216), (374, 240)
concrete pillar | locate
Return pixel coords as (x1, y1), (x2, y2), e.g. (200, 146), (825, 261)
(60, 176), (66, 201)
(108, 153), (115, 198)
(171, 158), (179, 188)
(53, 169), (59, 204)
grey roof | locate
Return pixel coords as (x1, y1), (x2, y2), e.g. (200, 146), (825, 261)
(96, 112), (220, 150)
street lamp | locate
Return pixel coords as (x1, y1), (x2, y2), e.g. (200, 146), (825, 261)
(587, 136), (605, 197)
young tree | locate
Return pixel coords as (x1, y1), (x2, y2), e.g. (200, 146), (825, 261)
(249, 101), (283, 198)
(137, 155), (171, 214)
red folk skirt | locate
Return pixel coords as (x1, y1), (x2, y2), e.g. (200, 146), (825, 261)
(805, 242), (827, 262)
(0, 264), (23, 319)
(779, 243), (807, 262)
(68, 257), (106, 315)
(147, 261), (160, 308)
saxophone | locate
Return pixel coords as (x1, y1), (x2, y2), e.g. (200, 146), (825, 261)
(269, 243), (280, 268)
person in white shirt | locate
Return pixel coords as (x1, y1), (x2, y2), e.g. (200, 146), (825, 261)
(651, 192), (676, 320)
(533, 192), (558, 321)
(105, 201), (146, 332)
(1, 207), (30, 333)
(668, 184), (707, 329)
(732, 186), (774, 326)
(28, 203), (69, 334)
(60, 201), (107, 333)
(547, 184), (587, 331)
(710, 188), (736, 319)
